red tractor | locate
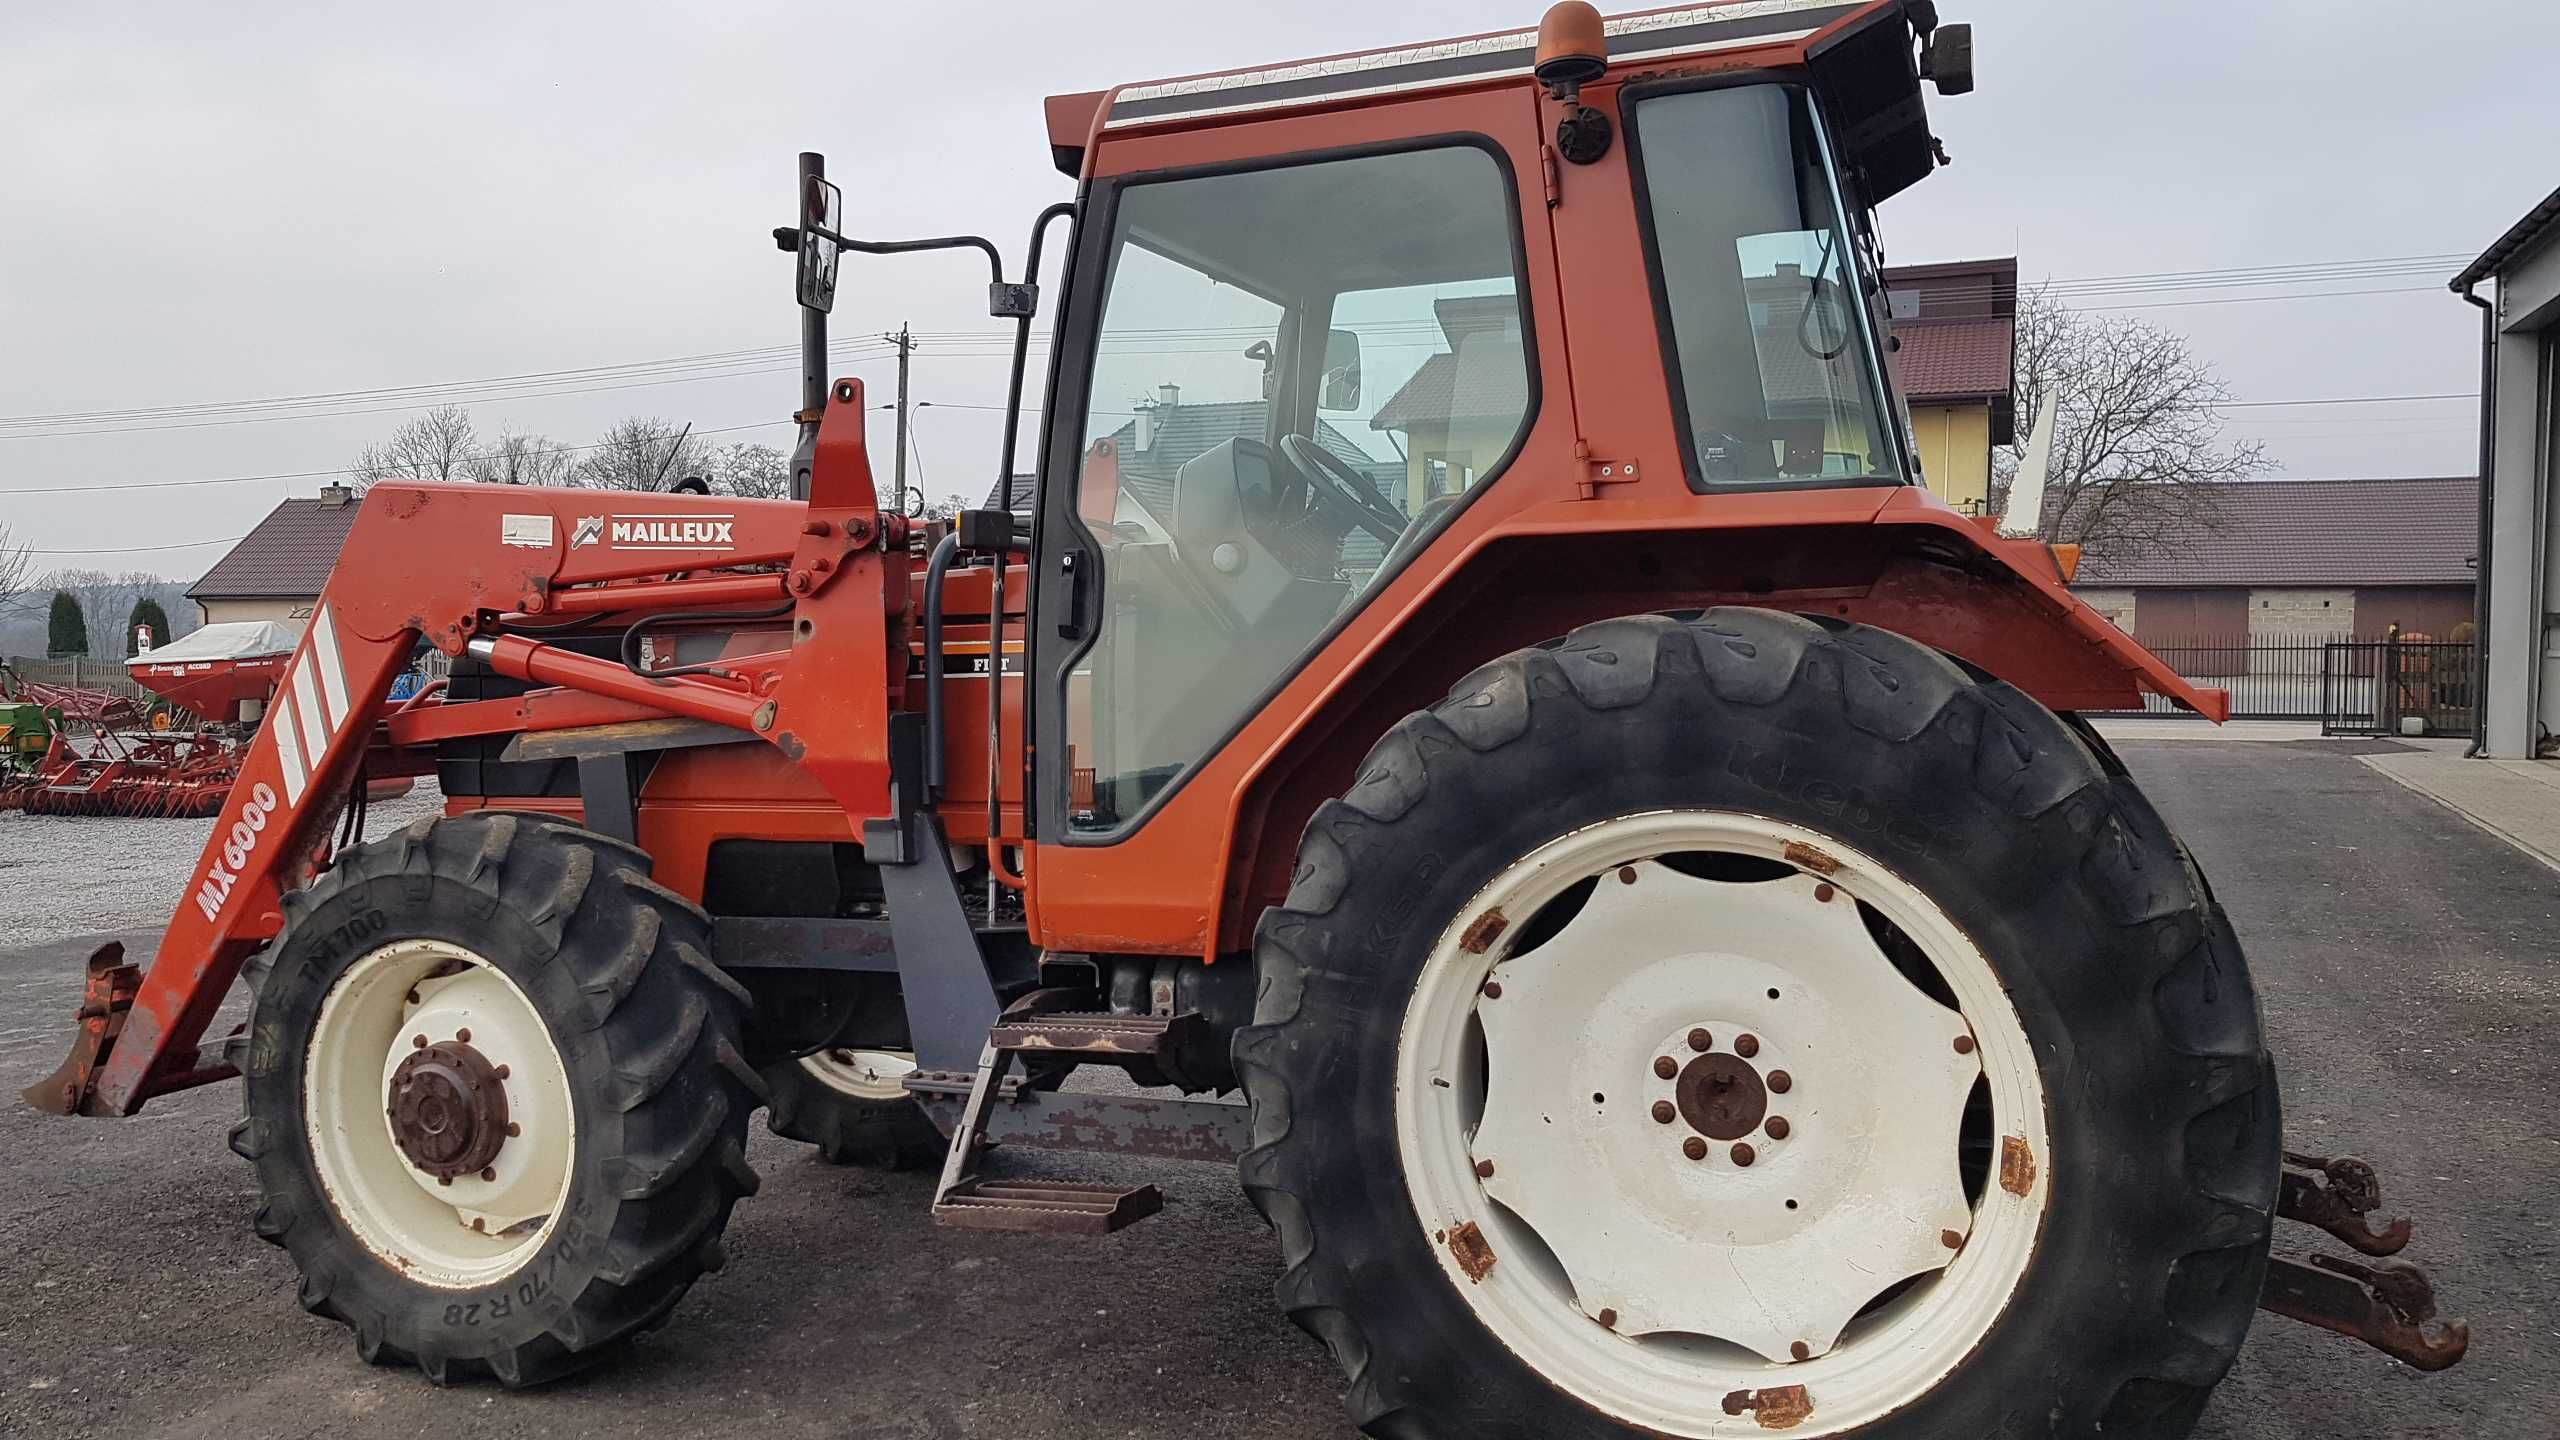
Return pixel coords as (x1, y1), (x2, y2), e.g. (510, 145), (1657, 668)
(26, 4), (2465, 1434)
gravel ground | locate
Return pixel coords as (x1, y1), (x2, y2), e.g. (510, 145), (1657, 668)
(0, 742), (2549, 1439)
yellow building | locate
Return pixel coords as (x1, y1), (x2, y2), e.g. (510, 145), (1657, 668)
(1881, 258), (2018, 517)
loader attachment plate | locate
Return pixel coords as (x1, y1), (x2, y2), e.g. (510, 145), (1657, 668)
(21, 943), (142, 1117)
(2257, 1150), (2470, 1371)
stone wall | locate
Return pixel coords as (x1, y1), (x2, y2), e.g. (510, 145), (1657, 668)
(2074, 587), (2137, 633)
(2245, 588), (2355, 644)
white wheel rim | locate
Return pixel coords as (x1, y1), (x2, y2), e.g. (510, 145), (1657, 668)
(799, 1047), (917, 1103)
(1395, 811), (2051, 1437)
(304, 938), (576, 1288)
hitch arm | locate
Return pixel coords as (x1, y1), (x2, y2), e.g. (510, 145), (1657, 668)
(2261, 1255), (2470, 1372)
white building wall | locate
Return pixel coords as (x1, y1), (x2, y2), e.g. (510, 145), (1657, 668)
(2483, 230), (2560, 759)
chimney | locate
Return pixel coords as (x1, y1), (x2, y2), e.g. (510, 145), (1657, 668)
(1134, 399), (1157, 452)
(318, 482), (354, 507)
(1158, 382), (1180, 412)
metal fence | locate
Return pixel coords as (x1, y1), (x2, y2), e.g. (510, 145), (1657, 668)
(2320, 641), (2474, 738)
(2084, 636), (2476, 738)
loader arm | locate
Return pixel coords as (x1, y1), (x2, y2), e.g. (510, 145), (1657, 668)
(36, 382), (893, 1117)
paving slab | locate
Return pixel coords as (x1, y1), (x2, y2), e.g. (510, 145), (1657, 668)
(2361, 751), (2560, 874)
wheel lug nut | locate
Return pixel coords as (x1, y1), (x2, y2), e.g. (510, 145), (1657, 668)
(1767, 1070), (1792, 1094)
(1475, 1159), (1496, 1179)
(1735, 1034), (1760, 1059)
(1686, 1028), (1712, 1053)
(1790, 1341), (1811, 1362)
(1653, 1056), (1678, 1080)
(1616, 866), (1638, 885)
(1597, 1308), (1619, 1329)
(1651, 1101), (1677, 1125)
(1953, 1035), (1976, 1055)
(1814, 883), (1836, 903)
(455, 1028), (471, 1044)
(412, 1035), (427, 1049)
(1683, 1137), (1708, 1162)
(1731, 1143), (1757, 1167)
(1482, 981), (1503, 1000)
(493, 1064), (510, 1080)
(1765, 1116), (1791, 1140)
(1941, 1229), (1965, 1250)
(505, 1122), (522, 1137)
(405, 989), (421, 1004)
(481, 1167), (497, 1182)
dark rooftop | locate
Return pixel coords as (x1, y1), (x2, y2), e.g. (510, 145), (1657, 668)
(187, 491), (362, 600)
(2452, 184), (2560, 292)
(2071, 477), (2479, 588)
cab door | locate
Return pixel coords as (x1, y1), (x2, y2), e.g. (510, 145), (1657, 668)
(1025, 83), (1567, 956)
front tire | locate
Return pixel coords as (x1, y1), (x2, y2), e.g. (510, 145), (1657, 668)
(762, 1047), (944, 1169)
(231, 812), (765, 1386)
(1237, 609), (2279, 1439)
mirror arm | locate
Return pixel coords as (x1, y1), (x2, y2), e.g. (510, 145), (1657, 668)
(996, 202), (1078, 513)
(804, 224), (1008, 292)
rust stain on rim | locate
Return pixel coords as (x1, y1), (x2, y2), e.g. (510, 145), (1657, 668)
(1446, 1220), (1497, 1282)
(1721, 1385), (1815, 1430)
(1780, 840), (1840, 876)
(1458, 908), (1509, 954)
(2000, 1134), (2038, 1197)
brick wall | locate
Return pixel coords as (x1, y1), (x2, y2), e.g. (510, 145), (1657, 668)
(2245, 587), (2355, 644)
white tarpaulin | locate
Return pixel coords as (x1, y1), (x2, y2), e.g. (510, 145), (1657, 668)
(128, 619), (302, 667)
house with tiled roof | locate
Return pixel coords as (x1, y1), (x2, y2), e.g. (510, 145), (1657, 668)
(186, 484), (363, 627)
(2070, 477), (2478, 645)
(1369, 295), (1529, 512)
(1882, 257), (2018, 518)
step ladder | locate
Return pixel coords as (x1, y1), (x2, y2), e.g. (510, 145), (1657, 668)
(927, 997), (1208, 1234)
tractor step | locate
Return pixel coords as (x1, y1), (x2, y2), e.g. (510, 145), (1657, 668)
(933, 1179), (1164, 1235)
(926, 1001), (1197, 1236)
(989, 1009), (1204, 1068)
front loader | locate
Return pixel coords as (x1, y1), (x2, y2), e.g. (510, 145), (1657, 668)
(25, 3), (2467, 1434)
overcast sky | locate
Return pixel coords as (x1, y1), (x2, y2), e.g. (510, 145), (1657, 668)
(4, 0), (2555, 579)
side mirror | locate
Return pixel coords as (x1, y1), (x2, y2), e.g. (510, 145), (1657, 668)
(796, 175), (843, 314)
(1319, 327), (1363, 411)
(1923, 22), (1974, 95)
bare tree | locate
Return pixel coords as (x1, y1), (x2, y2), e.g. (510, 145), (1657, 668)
(39, 567), (188, 654)
(1993, 287), (2268, 570)
(570, 417), (712, 491)
(0, 523), (32, 621)
(707, 442), (792, 500)
(350, 405), (480, 490)
(465, 429), (577, 487)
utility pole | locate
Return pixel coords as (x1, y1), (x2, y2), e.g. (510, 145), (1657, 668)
(888, 323), (913, 510)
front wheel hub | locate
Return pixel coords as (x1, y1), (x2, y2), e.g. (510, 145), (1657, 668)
(388, 1039), (510, 1181)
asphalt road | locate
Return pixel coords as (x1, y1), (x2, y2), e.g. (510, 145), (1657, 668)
(0, 738), (2550, 1439)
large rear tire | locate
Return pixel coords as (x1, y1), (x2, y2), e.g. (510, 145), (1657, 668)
(1237, 609), (2279, 1439)
(231, 812), (765, 1386)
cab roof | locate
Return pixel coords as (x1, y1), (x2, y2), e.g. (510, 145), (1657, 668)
(1045, 0), (1934, 196)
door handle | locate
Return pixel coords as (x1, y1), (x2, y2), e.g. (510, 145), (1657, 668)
(1057, 550), (1090, 640)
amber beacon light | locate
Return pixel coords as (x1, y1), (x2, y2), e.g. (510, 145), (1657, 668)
(1534, 1), (1610, 99)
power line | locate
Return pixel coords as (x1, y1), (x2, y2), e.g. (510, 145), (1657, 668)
(0, 251), (2486, 440)
(27, 534), (248, 556)
(0, 420), (793, 496)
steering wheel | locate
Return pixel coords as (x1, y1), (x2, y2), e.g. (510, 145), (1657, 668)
(1279, 433), (1405, 546)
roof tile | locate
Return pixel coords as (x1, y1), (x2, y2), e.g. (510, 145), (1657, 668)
(187, 496), (363, 600)
(2071, 478), (2479, 588)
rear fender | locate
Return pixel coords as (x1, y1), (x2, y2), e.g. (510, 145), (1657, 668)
(1215, 491), (2222, 952)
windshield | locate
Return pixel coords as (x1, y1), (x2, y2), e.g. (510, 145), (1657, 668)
(1632, 84), (1898, 489)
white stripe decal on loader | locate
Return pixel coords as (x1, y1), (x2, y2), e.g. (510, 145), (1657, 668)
(311, 606), (350, 731)
(292, 661), (329, 768)
(273, 689), (309, 804)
